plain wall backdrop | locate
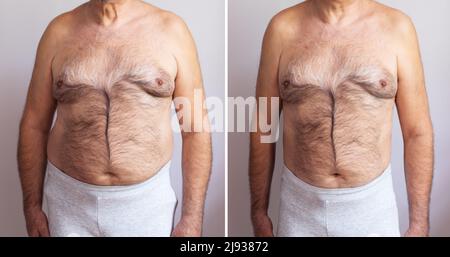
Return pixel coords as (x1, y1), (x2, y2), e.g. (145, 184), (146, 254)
(229, 0), (450, 236)
(0, 0), (225, 236)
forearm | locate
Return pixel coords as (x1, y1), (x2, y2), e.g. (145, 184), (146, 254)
(404, 132), (434, 231)
(180, 132), (212, 226)
(249, 132), (276, 217)
(17, 126), (49, 211)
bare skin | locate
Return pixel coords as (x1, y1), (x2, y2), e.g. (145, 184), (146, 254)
(250, 0), (433, 237)
(18, 0), (211, 237)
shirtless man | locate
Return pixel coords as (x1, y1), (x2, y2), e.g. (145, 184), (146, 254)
(250, 0), (433, 237)
(17, 0), (211, 237)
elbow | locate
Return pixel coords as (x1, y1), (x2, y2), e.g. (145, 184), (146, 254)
(181, 131), (212, 151)
(19, 116), (50, 136)
(403, 127), (434, 143)
(181, 131), (211, 140)
(19, 107), (54, 134)
(402, 117), (434, 142)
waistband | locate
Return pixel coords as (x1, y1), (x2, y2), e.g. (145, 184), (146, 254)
(46, 160), (172, 193)
(282, 164), (393, 201)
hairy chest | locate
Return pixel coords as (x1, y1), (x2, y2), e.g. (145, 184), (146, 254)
(51, 39), (176, 104)
(279, 40), (398, 105)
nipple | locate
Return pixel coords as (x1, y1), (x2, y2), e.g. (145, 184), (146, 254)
(379, 80), (387, 88)
(156, 78), (164, 86)
(283, 80), (290, 88)
(56, 80), (63, 88)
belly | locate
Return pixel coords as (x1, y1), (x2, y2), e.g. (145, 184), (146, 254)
(282, 84), (394, 188)
(48, 87), (173, 185)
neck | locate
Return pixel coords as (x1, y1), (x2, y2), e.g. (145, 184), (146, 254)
(311, 0), (367, 24)
(88, 0), (134, 26)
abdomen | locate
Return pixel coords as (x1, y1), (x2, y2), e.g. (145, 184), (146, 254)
(282, 83), (393, 186)
(48, 84), (173, 185)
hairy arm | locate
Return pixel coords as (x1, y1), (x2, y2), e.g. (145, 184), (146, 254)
(249, 17), (284, 237)
(395, 16), (434, 236)
(17, 19), (60, 236)
(170, 16), (212, 237)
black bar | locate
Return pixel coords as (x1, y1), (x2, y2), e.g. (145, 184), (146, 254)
(0, 237), (447, 256)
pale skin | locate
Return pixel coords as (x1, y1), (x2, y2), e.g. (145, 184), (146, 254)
(250, 0), (433, 237)
(17, 0), (211, 237)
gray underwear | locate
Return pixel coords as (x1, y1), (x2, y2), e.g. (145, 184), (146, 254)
(44, 161), (177, 237)
(277, 164), (400, 237)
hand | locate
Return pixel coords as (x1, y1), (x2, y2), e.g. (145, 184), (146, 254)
(405, 225), (429, 237)
(24, 207), (50, 237)
(172, 217), (202, 237)
(252, 213), (274, 237)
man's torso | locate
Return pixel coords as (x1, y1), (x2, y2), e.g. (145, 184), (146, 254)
(47, 3), (177, 185)
(278, 2), (399, 188)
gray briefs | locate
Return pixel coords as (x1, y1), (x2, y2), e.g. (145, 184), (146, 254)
(277, 164), (400, 237)
(44, 161), (177, 237)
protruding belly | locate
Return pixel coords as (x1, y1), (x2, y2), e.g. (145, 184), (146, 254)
(48, 87), (173, 186)
(282, 85), (394, 188)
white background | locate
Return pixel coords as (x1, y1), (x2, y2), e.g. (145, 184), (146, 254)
(0, 0), (225, 236)
(229, 0), (450, 236)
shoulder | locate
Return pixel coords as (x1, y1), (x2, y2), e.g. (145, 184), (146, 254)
(37, 6), (81, 56)
(156, 9), (195, 55)
(161, 11), (192, 41)
(267, 3), (306, 37)
(264, 2), (308, 46)
(371, 2), (416, 39)
(42, 3), (87, 45)
(140, 3), (191, 39)
(139, 5), (196, 62)
(44, 14), (69, 39)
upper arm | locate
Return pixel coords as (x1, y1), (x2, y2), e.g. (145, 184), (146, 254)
(254, 14), (287, 138)
(168, 14), (208, 133)
(21, 17), (63, 131)
(171, 17), (203, 95)
(256, 16), (285, 99)
(395, 14), (432, 139)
